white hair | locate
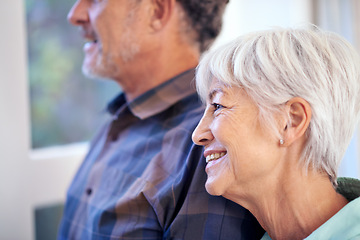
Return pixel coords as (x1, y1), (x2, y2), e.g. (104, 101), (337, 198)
(196, 26), (360, 185)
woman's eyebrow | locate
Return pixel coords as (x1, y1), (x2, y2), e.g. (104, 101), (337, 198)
(208, 88), (225, 101)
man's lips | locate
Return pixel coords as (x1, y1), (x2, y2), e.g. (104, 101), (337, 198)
(83, 40), (98, 52)
(79, 27), (98, 43)
(85, 38), (98, 43)
(82, 33), (99, 53)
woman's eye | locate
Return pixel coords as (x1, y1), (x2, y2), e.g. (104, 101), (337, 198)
(211, 103), (224, 111)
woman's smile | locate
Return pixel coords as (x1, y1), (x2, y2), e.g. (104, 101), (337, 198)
(205, 151), (227, 163)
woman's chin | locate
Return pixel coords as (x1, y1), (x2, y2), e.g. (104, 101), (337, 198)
(205, 181), (223, 196)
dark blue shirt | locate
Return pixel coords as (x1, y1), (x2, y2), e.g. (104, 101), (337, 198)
(58, 69), (264, 239)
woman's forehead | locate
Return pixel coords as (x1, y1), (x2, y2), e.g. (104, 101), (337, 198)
(208, 80), (246, 101)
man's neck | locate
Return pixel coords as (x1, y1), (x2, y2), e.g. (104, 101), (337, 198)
(114, 46), (199, 102)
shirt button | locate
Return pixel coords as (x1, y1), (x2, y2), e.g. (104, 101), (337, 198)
(86, 188), (92, 195)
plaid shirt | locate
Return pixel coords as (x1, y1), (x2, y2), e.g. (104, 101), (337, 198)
(58, 69), (264, 239)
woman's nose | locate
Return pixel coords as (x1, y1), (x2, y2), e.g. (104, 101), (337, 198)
(192, 115), (213, 146)
(67, 0), (89, 26)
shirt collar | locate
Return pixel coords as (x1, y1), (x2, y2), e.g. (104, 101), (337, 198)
(107, 69), (197, 119)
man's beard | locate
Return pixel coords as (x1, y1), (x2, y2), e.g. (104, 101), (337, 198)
(82, 39), (140, 81)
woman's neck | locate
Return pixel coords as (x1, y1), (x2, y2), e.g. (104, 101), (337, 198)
(225, 170), (348, 240)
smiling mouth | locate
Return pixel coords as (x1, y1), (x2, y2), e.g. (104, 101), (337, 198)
(206, 152), (226, 163)
(85, 38), (98, 44)
(83, 38), (100, 53)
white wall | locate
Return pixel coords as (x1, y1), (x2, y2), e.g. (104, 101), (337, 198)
(0, 0), (33, 238)
(213, 0), (312, 48)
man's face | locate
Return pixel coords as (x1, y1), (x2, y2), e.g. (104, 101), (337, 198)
(68, 0), (148, 81)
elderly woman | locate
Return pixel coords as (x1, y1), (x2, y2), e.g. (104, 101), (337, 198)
(192, 26), (360, 240)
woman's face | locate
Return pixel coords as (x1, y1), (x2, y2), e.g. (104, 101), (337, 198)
(192, 79), (281, 197)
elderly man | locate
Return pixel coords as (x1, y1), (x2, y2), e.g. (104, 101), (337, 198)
(58, 0), (264, 239)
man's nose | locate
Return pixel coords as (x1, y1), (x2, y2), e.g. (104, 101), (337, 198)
(67, 0), (89, 26)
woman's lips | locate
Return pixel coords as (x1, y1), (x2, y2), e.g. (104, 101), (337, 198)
(206, 152), (226, 163)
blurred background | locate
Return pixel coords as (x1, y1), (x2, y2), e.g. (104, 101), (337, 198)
(1, 0), (359, 239)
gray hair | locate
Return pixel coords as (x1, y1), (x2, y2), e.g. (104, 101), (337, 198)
(176, 0), (229, 52)
(133, 0), (228, 52)
(196, 26), (360, 185)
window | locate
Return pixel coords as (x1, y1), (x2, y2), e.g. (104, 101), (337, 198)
(25, 0), (119, 149)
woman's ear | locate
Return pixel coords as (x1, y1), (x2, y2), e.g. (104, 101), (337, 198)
(150, 0), (175, 31)
(281, 97), (312, 146)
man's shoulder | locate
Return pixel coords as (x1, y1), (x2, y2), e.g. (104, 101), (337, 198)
(176, 92), (205, 114)
(159, 92), (204, 126)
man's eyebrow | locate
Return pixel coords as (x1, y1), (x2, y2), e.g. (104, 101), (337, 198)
(208, 88), (224, 101)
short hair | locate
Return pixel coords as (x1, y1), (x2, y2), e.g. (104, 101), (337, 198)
(196, 26), (360, 186)
(177, 0), (229, 52)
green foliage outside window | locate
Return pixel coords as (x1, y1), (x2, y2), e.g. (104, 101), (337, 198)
(25, 0), (120, 148)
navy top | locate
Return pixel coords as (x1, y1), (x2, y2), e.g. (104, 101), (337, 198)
(58, 69), (264, 239)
